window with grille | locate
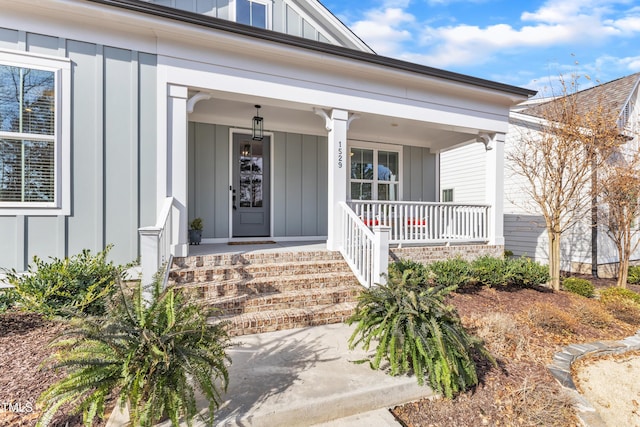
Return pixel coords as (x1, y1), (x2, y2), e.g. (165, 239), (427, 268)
(349, 146), (400, 201)
(236, 0), (270, 29)
(0, 50), (70, 215)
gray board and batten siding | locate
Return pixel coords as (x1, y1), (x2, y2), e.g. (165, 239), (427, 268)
(0, 28), (157, 271)
(403, 146), (437, 202)
(146, 0), (333, 45)
(188, 123), (331, 239)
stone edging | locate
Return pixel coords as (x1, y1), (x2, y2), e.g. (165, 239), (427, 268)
(547, 330), (640, 427)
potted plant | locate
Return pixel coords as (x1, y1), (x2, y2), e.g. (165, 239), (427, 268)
(189, 217), (203, 245)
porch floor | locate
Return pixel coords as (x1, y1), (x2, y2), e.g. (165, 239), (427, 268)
(185, 240), (328, 257)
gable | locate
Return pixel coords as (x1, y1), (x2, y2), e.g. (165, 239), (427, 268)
(142, 0), (373, 52)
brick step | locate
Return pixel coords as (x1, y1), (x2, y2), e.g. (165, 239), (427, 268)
(210, 301), (358, 337)
(209, 285), (362, 316)
(173, 250), (344, 269)
(169, 260), (351, 285)
(175, 271), (360, 299)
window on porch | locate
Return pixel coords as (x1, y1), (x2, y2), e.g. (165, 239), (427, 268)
(349, 147), (399, 201)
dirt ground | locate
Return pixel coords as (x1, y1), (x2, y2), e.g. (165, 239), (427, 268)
(1, 276), (639, 426)
(574, 350), (640, 427)
(392, 276), (640, 427)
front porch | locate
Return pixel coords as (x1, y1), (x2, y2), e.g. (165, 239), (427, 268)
(136, 34), (527, 304)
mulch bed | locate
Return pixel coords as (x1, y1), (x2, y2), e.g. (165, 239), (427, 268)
(393, 276), (640, 427)
(1, 275), (639, 426)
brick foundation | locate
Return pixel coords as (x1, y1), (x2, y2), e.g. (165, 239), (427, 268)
(390, 244), (504, 264)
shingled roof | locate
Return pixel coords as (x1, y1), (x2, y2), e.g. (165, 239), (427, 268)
(522, 73), (640, 120)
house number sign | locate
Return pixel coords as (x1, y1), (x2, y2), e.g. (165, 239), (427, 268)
(337, 140), (343, 168)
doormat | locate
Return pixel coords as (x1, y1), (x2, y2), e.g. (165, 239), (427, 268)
(228, 241), (277, 245)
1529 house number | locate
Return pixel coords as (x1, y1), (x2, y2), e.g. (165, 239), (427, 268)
(338, 140), (343, 168)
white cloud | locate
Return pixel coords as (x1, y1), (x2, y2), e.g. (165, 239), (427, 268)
(342, 0), (640, 86)
(594, 54), (640, 74)
(350, 7), (416, 55)
(414, 0), (638, 68)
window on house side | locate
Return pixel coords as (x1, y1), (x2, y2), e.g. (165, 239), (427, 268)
(442, 188), (454, 202)
(236, 0), (269, 29)
(0, 51), (70, 215)
(0, 66), (55, 203)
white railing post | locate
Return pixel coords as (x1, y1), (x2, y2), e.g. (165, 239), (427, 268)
(138, 197), (175, 290)
(372, 225), (390, 285)
(138, 227), (161, 288)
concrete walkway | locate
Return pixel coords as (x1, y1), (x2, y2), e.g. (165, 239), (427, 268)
(214, 323), (434, 426)
(107, 323), (435, 427)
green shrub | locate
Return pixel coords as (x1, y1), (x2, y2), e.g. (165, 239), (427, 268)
(37, 272), (231, 427)
(388, 259), (431, 285)
(503, 250), (514, 258)
(471, 256), (507, 287)
(562, 277), (595, 298)
(505, 257), (550, 287)
(599, 286), (640, 305)
(427, 257), (472, 289)
(0, 287), (18, 313)
(3, 247), (123, 318)
(628, 266), (640, 285)
(347, 269), (495, 398)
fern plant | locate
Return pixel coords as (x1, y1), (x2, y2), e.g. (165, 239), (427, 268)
(347, 266), (495, 398)
(36, 272), (231, 427)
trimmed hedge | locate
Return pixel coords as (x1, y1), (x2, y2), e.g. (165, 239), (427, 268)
(407, 256), (550, 289)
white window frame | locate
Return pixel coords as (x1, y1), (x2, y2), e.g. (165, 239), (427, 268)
(0, 49), (71, 216)
(442, 188), (454, 202)
(348, 141), (403, 201)
(230, 0), (272, 29)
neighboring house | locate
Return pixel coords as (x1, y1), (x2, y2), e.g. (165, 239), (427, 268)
(0, 0), (534, 283)
(442, 73), (640, 276)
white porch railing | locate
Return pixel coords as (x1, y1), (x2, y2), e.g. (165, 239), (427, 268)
(139, 197), (176, 287)
(349, 201), (490, 245)
(338, 202), (389, 288)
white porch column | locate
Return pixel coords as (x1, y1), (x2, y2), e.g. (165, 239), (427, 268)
(326, 109), (349, 251)
(168, 84), (189, 257)
(486, 133), (505, 246)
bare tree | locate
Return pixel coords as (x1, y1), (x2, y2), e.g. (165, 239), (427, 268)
(507, 77), (622, 290)
(599, 146), (640, 287)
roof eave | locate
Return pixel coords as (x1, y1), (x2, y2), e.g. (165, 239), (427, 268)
(86, 0), (537, 99)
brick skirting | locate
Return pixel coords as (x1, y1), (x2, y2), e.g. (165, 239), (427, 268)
(390, 244), (504, 264)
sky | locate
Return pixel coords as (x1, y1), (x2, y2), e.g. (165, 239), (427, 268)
(322, 0), (640, 96)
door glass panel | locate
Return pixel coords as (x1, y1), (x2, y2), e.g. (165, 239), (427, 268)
(239, 141), (264, 208)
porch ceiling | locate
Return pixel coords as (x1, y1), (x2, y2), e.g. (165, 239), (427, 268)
(188, 94), (479, 151)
